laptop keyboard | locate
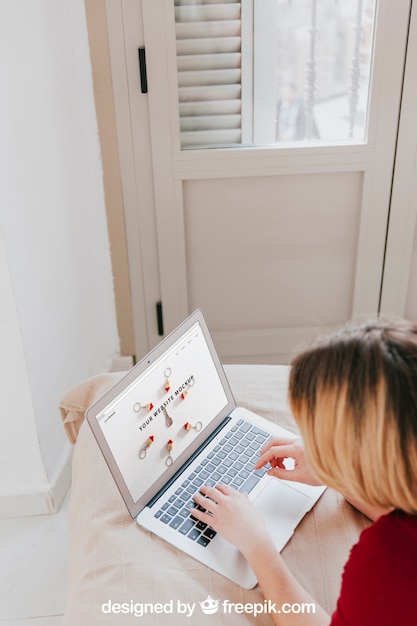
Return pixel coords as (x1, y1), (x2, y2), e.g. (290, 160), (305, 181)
(153, 418), (270, 547)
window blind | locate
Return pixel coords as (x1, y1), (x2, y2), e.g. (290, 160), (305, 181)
(175, 0), (242, 148)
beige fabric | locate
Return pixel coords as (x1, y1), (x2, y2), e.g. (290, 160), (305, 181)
(62, 365), (371, 625)
(60, 373), (124, 444)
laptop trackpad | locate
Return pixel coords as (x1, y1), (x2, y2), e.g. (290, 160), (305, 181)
(253, 479), (311, 550)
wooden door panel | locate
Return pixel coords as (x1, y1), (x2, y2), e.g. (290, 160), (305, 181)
(184, 172), (362, 333)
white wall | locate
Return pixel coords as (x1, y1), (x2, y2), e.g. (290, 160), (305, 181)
(0, 0), (120, 516)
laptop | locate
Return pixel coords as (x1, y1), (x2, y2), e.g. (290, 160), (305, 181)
(86, 309), (325, 589)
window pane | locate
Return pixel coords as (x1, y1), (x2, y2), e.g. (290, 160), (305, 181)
(273, 0), (376, 143)
(174, 0), (377, 149)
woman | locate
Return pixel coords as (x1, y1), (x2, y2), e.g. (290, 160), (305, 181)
(192, 319), (417, 625)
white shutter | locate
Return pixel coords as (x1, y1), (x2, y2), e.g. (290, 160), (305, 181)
(174, 1), (243, 148)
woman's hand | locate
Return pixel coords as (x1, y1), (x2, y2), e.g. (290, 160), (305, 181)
(255, 437), (323, 486)
(191, 484), (273, 559)
(192, 482), (330, 626)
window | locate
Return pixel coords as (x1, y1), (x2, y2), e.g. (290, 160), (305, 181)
(174, 0), (376, 149)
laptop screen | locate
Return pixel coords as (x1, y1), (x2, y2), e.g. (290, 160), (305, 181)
(92, 318), (230, 505)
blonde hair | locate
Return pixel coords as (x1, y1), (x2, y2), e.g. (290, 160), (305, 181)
(289, 319), (417, 514)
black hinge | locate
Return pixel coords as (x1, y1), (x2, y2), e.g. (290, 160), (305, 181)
(138, 46), (148, 93)
(156, 301), (164, 336)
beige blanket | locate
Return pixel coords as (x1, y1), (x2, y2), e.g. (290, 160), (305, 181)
(61, 365), (371, 625)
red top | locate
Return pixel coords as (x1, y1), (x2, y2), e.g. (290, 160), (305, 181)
(330, 510), (417, 625)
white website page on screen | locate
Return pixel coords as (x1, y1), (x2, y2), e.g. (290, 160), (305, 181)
(95, 322), (228, 502)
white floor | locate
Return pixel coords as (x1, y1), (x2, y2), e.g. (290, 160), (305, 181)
(0, 489), (70, 626)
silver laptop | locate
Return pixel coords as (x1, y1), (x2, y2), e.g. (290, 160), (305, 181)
(86, 310), (325, 589)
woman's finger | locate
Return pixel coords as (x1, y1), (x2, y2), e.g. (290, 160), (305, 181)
(214, 483), (235, 496)
(260, 436), (298, 456)
(198, 484), (226, 502)
(254, 443), (298, 469)
(192, 492), (216, 516)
